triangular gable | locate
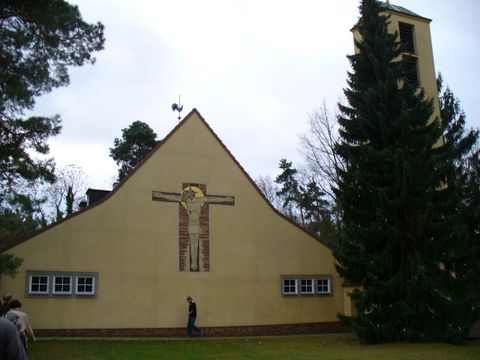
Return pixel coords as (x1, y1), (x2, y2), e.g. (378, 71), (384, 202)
(3, 108), (331, 251)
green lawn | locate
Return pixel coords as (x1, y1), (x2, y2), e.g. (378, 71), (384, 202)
(29, 334), (480, 360)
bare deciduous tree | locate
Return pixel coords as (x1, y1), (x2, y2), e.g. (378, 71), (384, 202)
(47, 165), (88, 221)
(255, 175), (283, 211)
(299, 101), (345, 204)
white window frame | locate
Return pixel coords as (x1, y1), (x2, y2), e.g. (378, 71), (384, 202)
(282, 278), (298, 295)
(281, 275), (333, 297)
(75, 275), (96, 296)
(317, 278), (331, 295)
(52, 275), (73, 295)
(29, 275), (49, 295)
(27, 271), (98, 297)
(300, 278), (315, 295)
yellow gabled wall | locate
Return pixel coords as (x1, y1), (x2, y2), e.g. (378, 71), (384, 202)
(1, 110), (344, 330)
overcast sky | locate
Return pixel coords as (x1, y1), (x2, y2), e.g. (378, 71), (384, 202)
(30, 0), (480, 190)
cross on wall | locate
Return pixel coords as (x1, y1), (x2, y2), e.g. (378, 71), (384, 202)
(152, 183), (235, 272)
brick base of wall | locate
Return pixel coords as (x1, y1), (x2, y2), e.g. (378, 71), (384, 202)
(36, 321), (347, 337)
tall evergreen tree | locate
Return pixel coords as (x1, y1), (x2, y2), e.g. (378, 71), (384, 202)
(275, 159), (305, 225)
(437, 75), (480, 303)
(334, 0), (478, 343)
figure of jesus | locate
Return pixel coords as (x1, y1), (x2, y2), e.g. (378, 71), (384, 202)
(152, 186), (234, 271)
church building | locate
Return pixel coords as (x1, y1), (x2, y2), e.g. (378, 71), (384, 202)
(0, 3), (439, 336)
(0, 109), (347, 336)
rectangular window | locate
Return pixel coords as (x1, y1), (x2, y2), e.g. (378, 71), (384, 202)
(27, 271), (98, 297)
(317, 278), (331, 295)
(53, 276), (72, 295)
(399, 22), (415, 53)
(282, 275), (333, 297)
(282, 278), (298, 295)
(300, 279), (314, 294)
(76, 276), (95, 296)
(29, 275), (49, 295)
(404, 56), (419, 87)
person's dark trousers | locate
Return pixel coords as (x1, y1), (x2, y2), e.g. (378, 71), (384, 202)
(187, 316), (202, 337)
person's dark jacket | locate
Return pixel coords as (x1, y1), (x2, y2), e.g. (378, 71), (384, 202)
(0, 318), (28, 360)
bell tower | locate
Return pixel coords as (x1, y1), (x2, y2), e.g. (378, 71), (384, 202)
(352, 1), (441, 122)
(383, 2), (441, 121)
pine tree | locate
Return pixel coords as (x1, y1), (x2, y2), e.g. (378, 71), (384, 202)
(274, 159), (336, 243)
(275, 159), (305, 225)
(110, 121), (158, 182)
(437, 75), (480, 324)
(334, 0), (479, 343)
(0, 0), (104, 277)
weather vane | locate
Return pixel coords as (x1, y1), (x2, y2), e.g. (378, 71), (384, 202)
(171, 95), (183, 121)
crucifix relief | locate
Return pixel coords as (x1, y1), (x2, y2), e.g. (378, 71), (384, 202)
(152, 183), (235, 272)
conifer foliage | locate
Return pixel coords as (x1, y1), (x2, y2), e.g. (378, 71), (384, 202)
(1, 0), (105, 188)
(334, 0), (479, 343)
(0, 0), (104, 277)
(274, 159), (336, 244)
(110, 121), (158, 182)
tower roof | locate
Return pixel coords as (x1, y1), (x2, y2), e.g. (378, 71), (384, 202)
(382, 2), (431, 22)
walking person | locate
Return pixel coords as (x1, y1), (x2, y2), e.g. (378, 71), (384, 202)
(5, 299), (36, 353)
(186, 296), (203, 337)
